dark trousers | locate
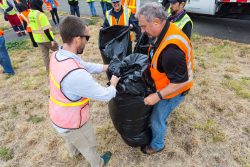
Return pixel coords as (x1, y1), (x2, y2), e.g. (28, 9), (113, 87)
(70, 5), (80, 17)
(50, 8), (60, 25)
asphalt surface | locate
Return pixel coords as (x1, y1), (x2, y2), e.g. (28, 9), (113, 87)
(3, 0), (250, 44)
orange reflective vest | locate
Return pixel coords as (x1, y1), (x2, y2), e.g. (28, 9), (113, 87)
(125, 0), (136, 15)
(150, 22), (194, 99)
(19, 9), (32, 32)
(0, 29), (3, 36)
(105, 6), (131, 26)
(49, 52), (90, 129)
(106, 7), (134, 40)
(43, 0), (58, 11)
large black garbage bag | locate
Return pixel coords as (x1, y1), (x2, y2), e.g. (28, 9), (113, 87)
(99, 26), (132, 65)
(108, 54), (154, 147)
(109, 53), (154, 96)
(134, 33), (151, 55)
(99, 27), (155, 147)
(109, 93), (152, 147)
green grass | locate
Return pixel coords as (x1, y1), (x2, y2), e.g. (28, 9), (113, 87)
(223, 77), (250, 99)
(6, 39), (30, 51)
(0, 147), (13, 161)
(27, 115), (45, 124)
(194, 119), (226, 142)
(87, 17), (100, 25)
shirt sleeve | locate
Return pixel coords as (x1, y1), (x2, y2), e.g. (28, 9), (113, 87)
(182, 21), (192, 39)
(79, 60), (104, 74)
(39, 13), (51, 30)
(158, 44), (188, 83)
(61, 69), (116, 102)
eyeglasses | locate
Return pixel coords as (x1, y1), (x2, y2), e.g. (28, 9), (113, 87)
(112, 1), (120, 4)
(79, 35), (90, 41)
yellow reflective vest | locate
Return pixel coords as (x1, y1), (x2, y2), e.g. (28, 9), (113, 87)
(174, 13), (193, 30)
(0, 0), (16, 15)
(28, 9), (54, 43)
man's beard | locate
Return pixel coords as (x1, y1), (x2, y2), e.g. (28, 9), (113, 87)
(77, 47), (84, 54)
(171, 10), (177, 16)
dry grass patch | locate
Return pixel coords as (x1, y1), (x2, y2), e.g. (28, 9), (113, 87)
(0, 17), (249, 167)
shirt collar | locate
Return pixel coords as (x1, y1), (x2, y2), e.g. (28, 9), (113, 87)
(152, 20), (170, 50)
(57, 47), (82, 63)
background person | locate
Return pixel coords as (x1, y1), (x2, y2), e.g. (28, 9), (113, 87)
(29, 0), (58, 72)
(0, 0), (26, 37)
(0, 28), (15, 75)
(168, 0), (193, 39)
(68, 0), (80, 17)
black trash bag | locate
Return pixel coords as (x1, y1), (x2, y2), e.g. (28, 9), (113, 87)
(108, 54), (155, 147)
(134, 33), (151, 55)
(109, 93), (152, 147)
(108, 53), (151, 96)
(99, 25), (132, 65)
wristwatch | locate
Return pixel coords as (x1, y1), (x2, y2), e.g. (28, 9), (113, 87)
(156, 91), (163, 100)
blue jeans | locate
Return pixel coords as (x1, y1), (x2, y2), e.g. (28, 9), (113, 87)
(100, 2), (107, 16)
(0, 36), (15, 74)
(150, 94), (185, 150)
(88, 2), (97, 16)
(70, 5), (80, 17)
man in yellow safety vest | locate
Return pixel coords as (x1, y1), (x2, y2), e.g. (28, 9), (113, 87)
(168, 0), (193, 39)
(28, 0), (58, 72)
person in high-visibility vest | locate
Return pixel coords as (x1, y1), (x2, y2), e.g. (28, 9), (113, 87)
(14, 0), (38, 47)
(102, 0), (140, 43)
(28, 0), (58, 72)
(0, 28), (15, 75)
(168, 0), (193, 39)
(44, 0), (59, 25)
(86, 0), (97, 16)
(137, 3), (194, 154)
(0, 0), (26, 37)
(122, 0), (140, 15)
(50, 15), (120, 167)
(68, 0), (80, 17)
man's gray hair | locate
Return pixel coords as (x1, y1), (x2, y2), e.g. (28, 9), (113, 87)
(136, 2), (166, 22)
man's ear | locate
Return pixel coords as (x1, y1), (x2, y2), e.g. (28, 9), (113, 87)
(153, 18), (162, 26)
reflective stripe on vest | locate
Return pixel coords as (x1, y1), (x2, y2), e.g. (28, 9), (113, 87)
(106, 7), (130, 26)
(150, 23), (194, 99)
(174, 14), (193, 30)
(49, 52), (90, 129)
(28, 10), (53, 43)
(0, 0), (16, 15)
(126, 0), (136, 14)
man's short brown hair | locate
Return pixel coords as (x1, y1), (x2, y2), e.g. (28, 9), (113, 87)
(59, 16), (87, 44)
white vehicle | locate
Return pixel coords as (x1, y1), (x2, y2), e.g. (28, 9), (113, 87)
(159, 0), (250, 19)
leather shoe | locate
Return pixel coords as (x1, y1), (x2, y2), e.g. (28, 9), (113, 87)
(140, 145), (165, 155)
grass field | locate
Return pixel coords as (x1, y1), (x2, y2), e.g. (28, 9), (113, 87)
(0, 17), (249, 167)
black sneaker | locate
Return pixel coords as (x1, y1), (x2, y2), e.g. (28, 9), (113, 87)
(100, 151), (112, 166)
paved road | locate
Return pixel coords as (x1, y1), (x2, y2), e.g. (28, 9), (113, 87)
(3, 0), (250, 44)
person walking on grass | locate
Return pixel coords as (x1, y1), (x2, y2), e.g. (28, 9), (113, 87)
(49, 15), (120, 167)
(86, 0), (97, 16)
(136, 3), (194, 154)
(44, 0), (60, 25)
(0, 0), (26, 37)
(28, 0), (58, 72)
(14, 0), (38, 47)
(0, 28), (15, 75)
(68, 0), (80, 17)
